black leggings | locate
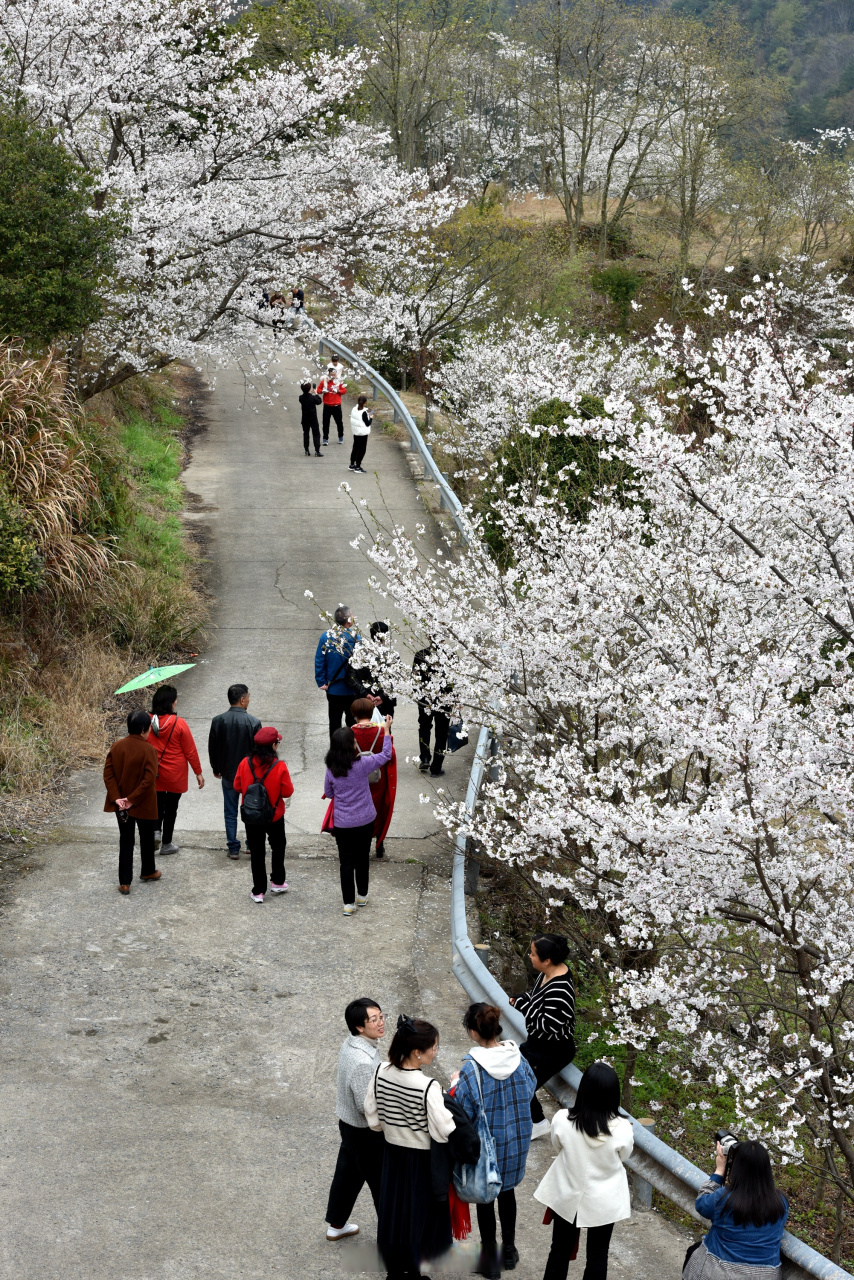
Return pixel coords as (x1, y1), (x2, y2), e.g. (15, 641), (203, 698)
(476, 1188), (516, 1250)
(520, 1036), (576, 1123)
(543, 1214), (614, 1280)
(334, 821), (373, 903)
(350, 435), (368, 467)
(156, 790), (181, 844)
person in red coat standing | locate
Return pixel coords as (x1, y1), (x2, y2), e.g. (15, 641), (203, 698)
(148, 684), (205, 855)
(349, 698), (397, 858)
(317, 362), (347, 446)
(232, 726), (295, 902)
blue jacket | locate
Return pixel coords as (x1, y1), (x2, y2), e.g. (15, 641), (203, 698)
(315, 628), (358, 697)
(697, 1175), (788, 1267)
(455, 1048), (537, 1190)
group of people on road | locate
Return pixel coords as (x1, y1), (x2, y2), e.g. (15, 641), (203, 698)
(104, 604), (454, 907)
(299, 353), (376, 473)
(326, 933), (791, 1280)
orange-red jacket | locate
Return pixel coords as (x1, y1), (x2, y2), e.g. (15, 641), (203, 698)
(233, 755), (295, 823)
(147, 715), (202, 793)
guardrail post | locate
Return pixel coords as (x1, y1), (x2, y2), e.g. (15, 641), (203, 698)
(372, 382), (378, 400)
(464, 838), (479, 895)
(440, 471), (450, 511)
(632, 1119), (656, 1210)
(488, 735), (500, 783)
(393, 405), (399, 423)
(318, 340), (324, 358)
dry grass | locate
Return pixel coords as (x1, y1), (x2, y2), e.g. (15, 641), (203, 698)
(0, 343), (113, 596)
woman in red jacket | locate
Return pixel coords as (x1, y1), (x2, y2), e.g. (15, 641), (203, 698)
(232, 726), (295, 902)
(148, 685), (205, 854)
(349, 697), (397, 857)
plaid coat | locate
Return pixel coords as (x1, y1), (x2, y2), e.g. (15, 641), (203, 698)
(455, 1051), (537, 1189)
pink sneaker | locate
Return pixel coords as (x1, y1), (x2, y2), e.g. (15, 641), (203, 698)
(270, 882), (289, 894)
(250, 892), (264, 903)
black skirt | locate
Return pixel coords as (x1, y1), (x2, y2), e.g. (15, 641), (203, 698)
(377, 1142), (452, 1277)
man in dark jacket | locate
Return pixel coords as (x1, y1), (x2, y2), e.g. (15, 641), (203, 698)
(208, 683), (262, 858)
(315, 606), (360, 738)
(104, 709), (160, 894)
(413, 643), (452, 777)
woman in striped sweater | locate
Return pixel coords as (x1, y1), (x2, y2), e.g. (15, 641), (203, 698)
(364, 1015), (455, 1279)
(512, 934), (576, 1139)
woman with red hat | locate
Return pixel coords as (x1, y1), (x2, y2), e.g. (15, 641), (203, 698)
(232, 726), (294, 903)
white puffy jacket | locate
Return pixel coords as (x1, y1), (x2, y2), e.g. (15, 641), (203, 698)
(350, 406), (373, 436)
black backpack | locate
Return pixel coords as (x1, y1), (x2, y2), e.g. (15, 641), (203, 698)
(240, 761), (276, 826)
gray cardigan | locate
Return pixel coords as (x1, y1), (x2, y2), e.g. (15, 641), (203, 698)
(336, 1033), (382, 1128)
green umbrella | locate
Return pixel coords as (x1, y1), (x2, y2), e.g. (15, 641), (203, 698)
(114, 663), (196, 695)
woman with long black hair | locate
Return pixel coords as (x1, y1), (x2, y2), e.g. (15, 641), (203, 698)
(511, 934), (576, 1137)
(684, 1140), (788, 1279)
(364, 1015), (455, 1280)
(533, 1061), (633, 1280)
(148, 684), (204, 855)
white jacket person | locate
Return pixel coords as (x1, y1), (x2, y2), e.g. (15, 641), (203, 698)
(533, 1108), (634, 1227)
(350, 404), (373, 435)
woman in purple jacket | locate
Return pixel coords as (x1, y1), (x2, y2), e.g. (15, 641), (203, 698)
(324, 720), (393, 916)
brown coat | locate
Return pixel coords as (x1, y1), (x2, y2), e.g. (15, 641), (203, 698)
(103, 734), (159, 819)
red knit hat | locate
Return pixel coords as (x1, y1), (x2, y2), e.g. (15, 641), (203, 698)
(254, 726), (282, 746)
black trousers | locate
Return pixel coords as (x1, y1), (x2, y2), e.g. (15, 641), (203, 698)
(521, 1035), (576, 1123)
(155, 790), (181, 843)
(245, 816), (286, 895)
(350, 435), (368, 468)
(476, 1188), (517, 1250)
(327, 692), (355, 738)
(322, 403), (344, 441)
(303, 419), (320, 452)
(116, 813), (156, 885)
(543, 1215), (614, 1280)
(335, 821), (373, 903)
(417, 703), (450, 774)
(325, 1120), (384, 1226)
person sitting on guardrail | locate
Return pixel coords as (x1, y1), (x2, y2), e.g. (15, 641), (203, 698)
(510, 934), (576, 1140)
(317, 363), (347, 445)
(533, 1061), (633, 1280)
(349, 395), (373, 474)
(449, 1002), (537, 1280)
(683, 1140), (788, 1280)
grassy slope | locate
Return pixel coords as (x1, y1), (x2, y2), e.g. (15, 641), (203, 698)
(0, 369), (208, 827)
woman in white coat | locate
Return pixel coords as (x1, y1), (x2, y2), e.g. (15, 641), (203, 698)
(349, 395), (373, 474)
(533, 1061), (633, 1280)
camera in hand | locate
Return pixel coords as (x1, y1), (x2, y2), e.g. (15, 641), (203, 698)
(715, 1129), (740, 1179)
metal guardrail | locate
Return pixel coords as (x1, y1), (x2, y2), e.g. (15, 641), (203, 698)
(306, 323), (470, 543)
(451, 735), (852, 1280)
(309, 321), (852, 1280)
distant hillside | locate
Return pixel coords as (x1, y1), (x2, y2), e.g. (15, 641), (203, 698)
(670, 0), (854, 134)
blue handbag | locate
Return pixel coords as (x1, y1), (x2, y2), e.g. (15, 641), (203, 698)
(452, 1060), (502, 1204)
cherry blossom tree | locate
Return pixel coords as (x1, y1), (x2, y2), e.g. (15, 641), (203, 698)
(0, 0), (463, 398)
(351, 273), (854, 1200)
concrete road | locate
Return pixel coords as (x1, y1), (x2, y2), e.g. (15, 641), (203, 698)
(67, 344), (472, 840)
(0, 352), (691, 1279)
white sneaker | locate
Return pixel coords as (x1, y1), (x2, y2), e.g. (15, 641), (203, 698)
(159, 842), (179, 855)
(326, 1222), (359, 1240)
(531, 1119), (551, 1139)
(270, 882), (289, 894)
(343, 903), (356, 916)
(356, 894), (368, 907)
(250, 892), (265, 903)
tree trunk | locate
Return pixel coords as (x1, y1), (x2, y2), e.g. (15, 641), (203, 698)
(621, 1044), (638, 1112)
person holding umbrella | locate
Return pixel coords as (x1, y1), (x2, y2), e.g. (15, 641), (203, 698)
(148, 684), (205, 855)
